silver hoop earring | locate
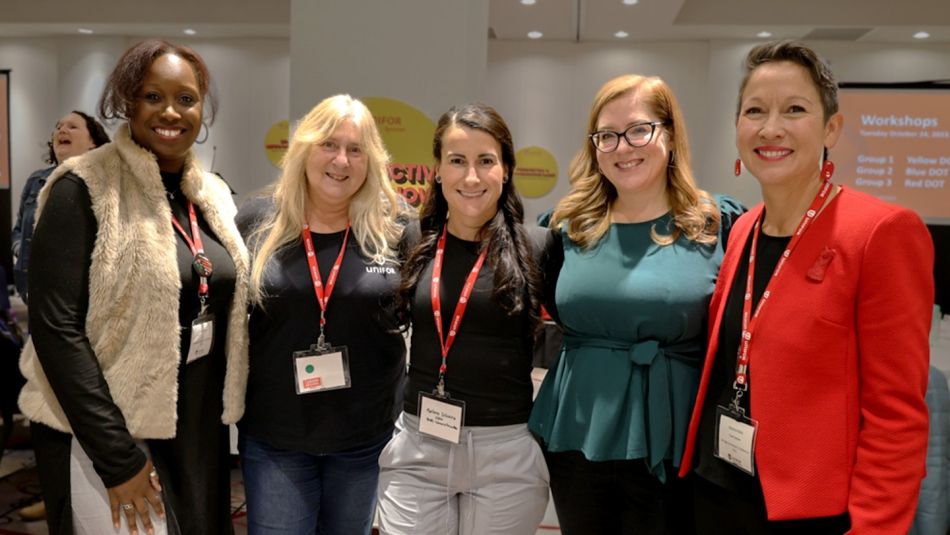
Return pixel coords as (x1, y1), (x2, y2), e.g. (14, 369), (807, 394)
(195, 122), (209, 145)
(434, 175), (442, 184)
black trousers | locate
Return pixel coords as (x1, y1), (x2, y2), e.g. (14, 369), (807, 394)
(31, 420), (73, 535)
(545, 449), (695, 535)
(692, 475), (850, 535)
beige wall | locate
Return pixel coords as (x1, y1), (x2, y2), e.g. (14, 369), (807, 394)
(3, 34), (949, 222)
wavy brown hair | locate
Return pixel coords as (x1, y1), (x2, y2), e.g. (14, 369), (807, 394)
(397, 103), (543, 336)
(551, 74), (719, 249)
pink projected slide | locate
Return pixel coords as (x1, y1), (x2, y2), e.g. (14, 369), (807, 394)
(836, 87), (950, 222)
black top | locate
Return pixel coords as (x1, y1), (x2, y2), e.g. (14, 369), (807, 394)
(693, 227), (790, 498)
(403, 225), (560, 426)
(236, 196), (419, 454)
(28, 171), (237, 488)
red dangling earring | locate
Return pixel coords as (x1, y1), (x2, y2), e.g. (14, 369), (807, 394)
(821, 160), (835, 180)
(734, 158), (742, 176)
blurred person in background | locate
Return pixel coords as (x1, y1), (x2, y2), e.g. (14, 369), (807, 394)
(11, 110), (110, 303)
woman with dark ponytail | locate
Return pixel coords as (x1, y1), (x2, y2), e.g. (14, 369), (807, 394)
(377, 102), (559, 535)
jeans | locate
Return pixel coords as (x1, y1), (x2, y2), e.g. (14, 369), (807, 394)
(240, 432), (390, 535)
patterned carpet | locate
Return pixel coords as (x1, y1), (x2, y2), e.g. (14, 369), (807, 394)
(0, 451), (45, 535)
(0, 446), (249, 535)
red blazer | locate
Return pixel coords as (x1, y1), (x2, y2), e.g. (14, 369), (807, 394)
(680, 188), (934, 534)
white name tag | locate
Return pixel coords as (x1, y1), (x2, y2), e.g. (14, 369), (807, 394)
(292, 346), (351, 394)
(185, 314), (214, 364)
(714, 405), (758, 476)
(418, 392), (466, 444)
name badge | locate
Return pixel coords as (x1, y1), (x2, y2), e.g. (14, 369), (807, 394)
(714, 405), (758, 476)
(185, 314), (214, 364)
(417, 391), (466, 444)
(292, 345), (351, 394)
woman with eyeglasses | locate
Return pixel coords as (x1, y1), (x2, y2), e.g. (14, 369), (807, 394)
(528, 74), (744, 534)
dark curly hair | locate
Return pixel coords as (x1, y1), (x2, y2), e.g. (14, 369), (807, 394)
(98, 39), (217, 125)
(45, 110), (110, 165)
(397, 102), (543, 336)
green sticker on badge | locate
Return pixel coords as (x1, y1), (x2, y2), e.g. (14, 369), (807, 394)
(306, 364), (315, 374)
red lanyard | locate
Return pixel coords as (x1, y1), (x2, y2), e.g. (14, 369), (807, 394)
(733, 179), (833, 402)
(431, 225), (487, 394)
(170, 201), (212, 307)
(301, 223), (350, 346)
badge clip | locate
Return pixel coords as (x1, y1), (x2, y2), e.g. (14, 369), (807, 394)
(315, 310), (329, 351)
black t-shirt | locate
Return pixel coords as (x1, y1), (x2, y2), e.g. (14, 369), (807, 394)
(237, 196), (417, 454)
(403, 225), (558, 426)
(693, 227), (790, 498)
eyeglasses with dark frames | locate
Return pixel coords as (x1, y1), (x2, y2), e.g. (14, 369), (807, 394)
(589, 121), (667, 153)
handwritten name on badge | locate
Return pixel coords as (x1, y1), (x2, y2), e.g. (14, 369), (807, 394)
(418, 395), (464, 443)
(424, 406), (460, 427)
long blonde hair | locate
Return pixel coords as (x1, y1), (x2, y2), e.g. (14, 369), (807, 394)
(248, 94), (403, 303)
(551, 74), (719, 249)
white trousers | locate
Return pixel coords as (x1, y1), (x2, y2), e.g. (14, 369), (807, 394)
(69, 437), (168, 535)
(377, 412), (549, 535)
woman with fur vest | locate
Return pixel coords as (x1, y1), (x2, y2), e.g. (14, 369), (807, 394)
(18, 40), (248, 535)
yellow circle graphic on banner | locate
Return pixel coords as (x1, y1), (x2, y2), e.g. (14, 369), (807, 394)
(264, 120), (289, 168)
(514, 146), (558, 198)
(362, 97), (436, 211)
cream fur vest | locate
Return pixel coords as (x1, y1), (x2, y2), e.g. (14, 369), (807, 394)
(18, 123), (249, 439)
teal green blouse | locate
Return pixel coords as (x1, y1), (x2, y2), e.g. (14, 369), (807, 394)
(529, 196), (744, 481)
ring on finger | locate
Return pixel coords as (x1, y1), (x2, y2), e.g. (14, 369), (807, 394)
(120, 503), (134, 511)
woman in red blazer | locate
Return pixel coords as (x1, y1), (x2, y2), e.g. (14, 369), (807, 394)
(679, 40), (934, 534)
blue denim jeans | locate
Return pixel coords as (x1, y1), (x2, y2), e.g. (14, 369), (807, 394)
(240, 432), (390, 535)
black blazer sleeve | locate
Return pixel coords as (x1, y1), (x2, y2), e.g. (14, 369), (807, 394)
(28, 174), (146, 487)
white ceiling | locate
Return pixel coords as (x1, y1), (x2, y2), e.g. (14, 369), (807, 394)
(0, 0), (948, 43)
(491, 0), (950, 43)
(0, 0), (290, 38)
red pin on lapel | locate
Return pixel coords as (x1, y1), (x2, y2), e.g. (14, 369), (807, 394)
(806, 247), (836, 282)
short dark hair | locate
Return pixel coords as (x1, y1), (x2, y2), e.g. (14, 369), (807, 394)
(738, 40), (839, 121)
(46, 110), (110, 165)
(98, 39), (217, 125)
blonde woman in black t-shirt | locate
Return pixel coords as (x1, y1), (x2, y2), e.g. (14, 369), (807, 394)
(237, 94), (415, 535)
